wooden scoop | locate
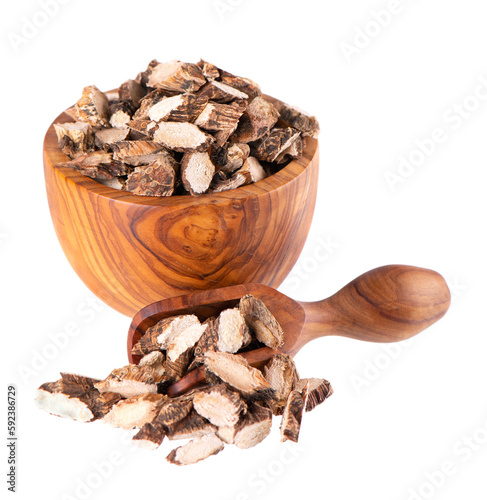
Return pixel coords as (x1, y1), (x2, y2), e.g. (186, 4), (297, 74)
(127, 265), (450, 396)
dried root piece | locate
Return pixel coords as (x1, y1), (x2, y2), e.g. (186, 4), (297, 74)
(54, 122), (94, 157)
(197, 80), (248, 102)
(35, 373), (121, 423)
(164, 347), (195, 381)
(230, 96), (279, 143)
(154, 395), (194, 427)
(278, 103), (320, 139)
(148, 60), (206, 93)
(216, 308), (249, 353)
(126, 119), (158, 140)
(94, 128), (130, 149)
(97, 177), (126, 190)
(192, 317), (219, 366)
(111, 140), (167, 165)
(204, 351), (270, 397)
(280, 390), (305, 443)
(136, 59), (160, 87)
(275, 135), (303, 164)
(58, 151), (130, 180)
(148, 93), (208, 123)
(103, 394), (166, 430)
(166, 410), (217, 441)
(132, 422), (166, 450)
(253, 127), (302, 163)
(264, 354), (299, 415)
(220, 70), (262, 99)
(214, 142), (250, 174)
(133, 89), (176, 120)
(76, 85), (110, 127)
(131, 314), (201, 356)
(166, 433), (224, 466)
(239, 294), (284, 349)
(197, 59), (220, 80)
(153, 122), (214, 153)
(193, 385), (246, 427)
(166, 321), (207, 362)
(181, 152), (215, 195)
(195, 101), (245, 138)
(109, 100), (135, 129)
(209, 157), (265, 193)
(95, 364), (164, 399)
(119, 79), (146, 107)
(295, 378), (333, 412)
(139, 351), (166, 378)
(234, 402), (272, 449)
(126, 155), (179, 197)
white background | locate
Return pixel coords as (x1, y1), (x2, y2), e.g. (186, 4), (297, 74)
(2, 1), (486, 499)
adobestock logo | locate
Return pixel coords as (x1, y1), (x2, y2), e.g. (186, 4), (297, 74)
(7, 0), (71, 54)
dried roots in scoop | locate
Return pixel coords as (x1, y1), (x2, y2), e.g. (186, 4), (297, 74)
(36, 295), (332, 466)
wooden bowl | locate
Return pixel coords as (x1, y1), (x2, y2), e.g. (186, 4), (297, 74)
(43, 95), (320, 316)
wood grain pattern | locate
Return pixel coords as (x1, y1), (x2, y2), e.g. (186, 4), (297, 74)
(43, 95), (319, 316)
(125, 265), (450, 396)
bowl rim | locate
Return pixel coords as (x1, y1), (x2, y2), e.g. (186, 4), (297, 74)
(43, 93), (319, 206)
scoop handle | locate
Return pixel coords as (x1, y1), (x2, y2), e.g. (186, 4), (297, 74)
(300, 265), (451, 347)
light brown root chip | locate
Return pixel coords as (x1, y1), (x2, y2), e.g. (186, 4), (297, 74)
(132, 422), (166, 450)
(216, 308), (249, 353)
(181, 151), (215, 195)
(166, 410), (217, 441)
(196, 59), (220, 80)
(204, 351), (270, 397)
(193, 385), (246, 427)
(295, 378), (333, 412)
(192, 317), (219, 366)
(197, 80), (249, 103)
(35, 373), (121, 423)
(166, 433), (224, 466)
(280, 390), (305, 443)
(94, 128), (130, 149)
(139, 351), (166, 378)
(239, 294), (284, 348)
(252, 127), (302, 163)
(118, 79), (147, 107)
(166, 321), (207, 362)
(54, 122), (94, 157)
(153, 122), (215, 153)
(95, 364), (164, 399)
(148, 93), (208, 123)
(194, 101), (245, 132)
(230, 96), (279, 143)
(234, 402), (272, 449)
(275, 135), (303, 164)
(126, 119), (158, 140)
(131, 314), (201, 356)
(76, 85), (110, 127)
(103, 394), (166, 430)
(154, 395), (194, 427)
(97, 177), (126, 190)
(109, 100), (135, 129)
(238, 157), (266, 183)
(148, 60), (207, 93)
(277, 103), (320, 139)
(57, 151), (130, 180)
(219, 70), (262, 99)
(164, 347), (194, 381)
(214, 142), (250, 174)
(264, 354), (300, 415)
(133, 89), (176, 120)
(126, 155), (179, 197)
(110, 140), (167, 165)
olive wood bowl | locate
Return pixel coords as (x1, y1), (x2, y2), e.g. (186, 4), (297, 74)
(43, 95), (319, 316)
